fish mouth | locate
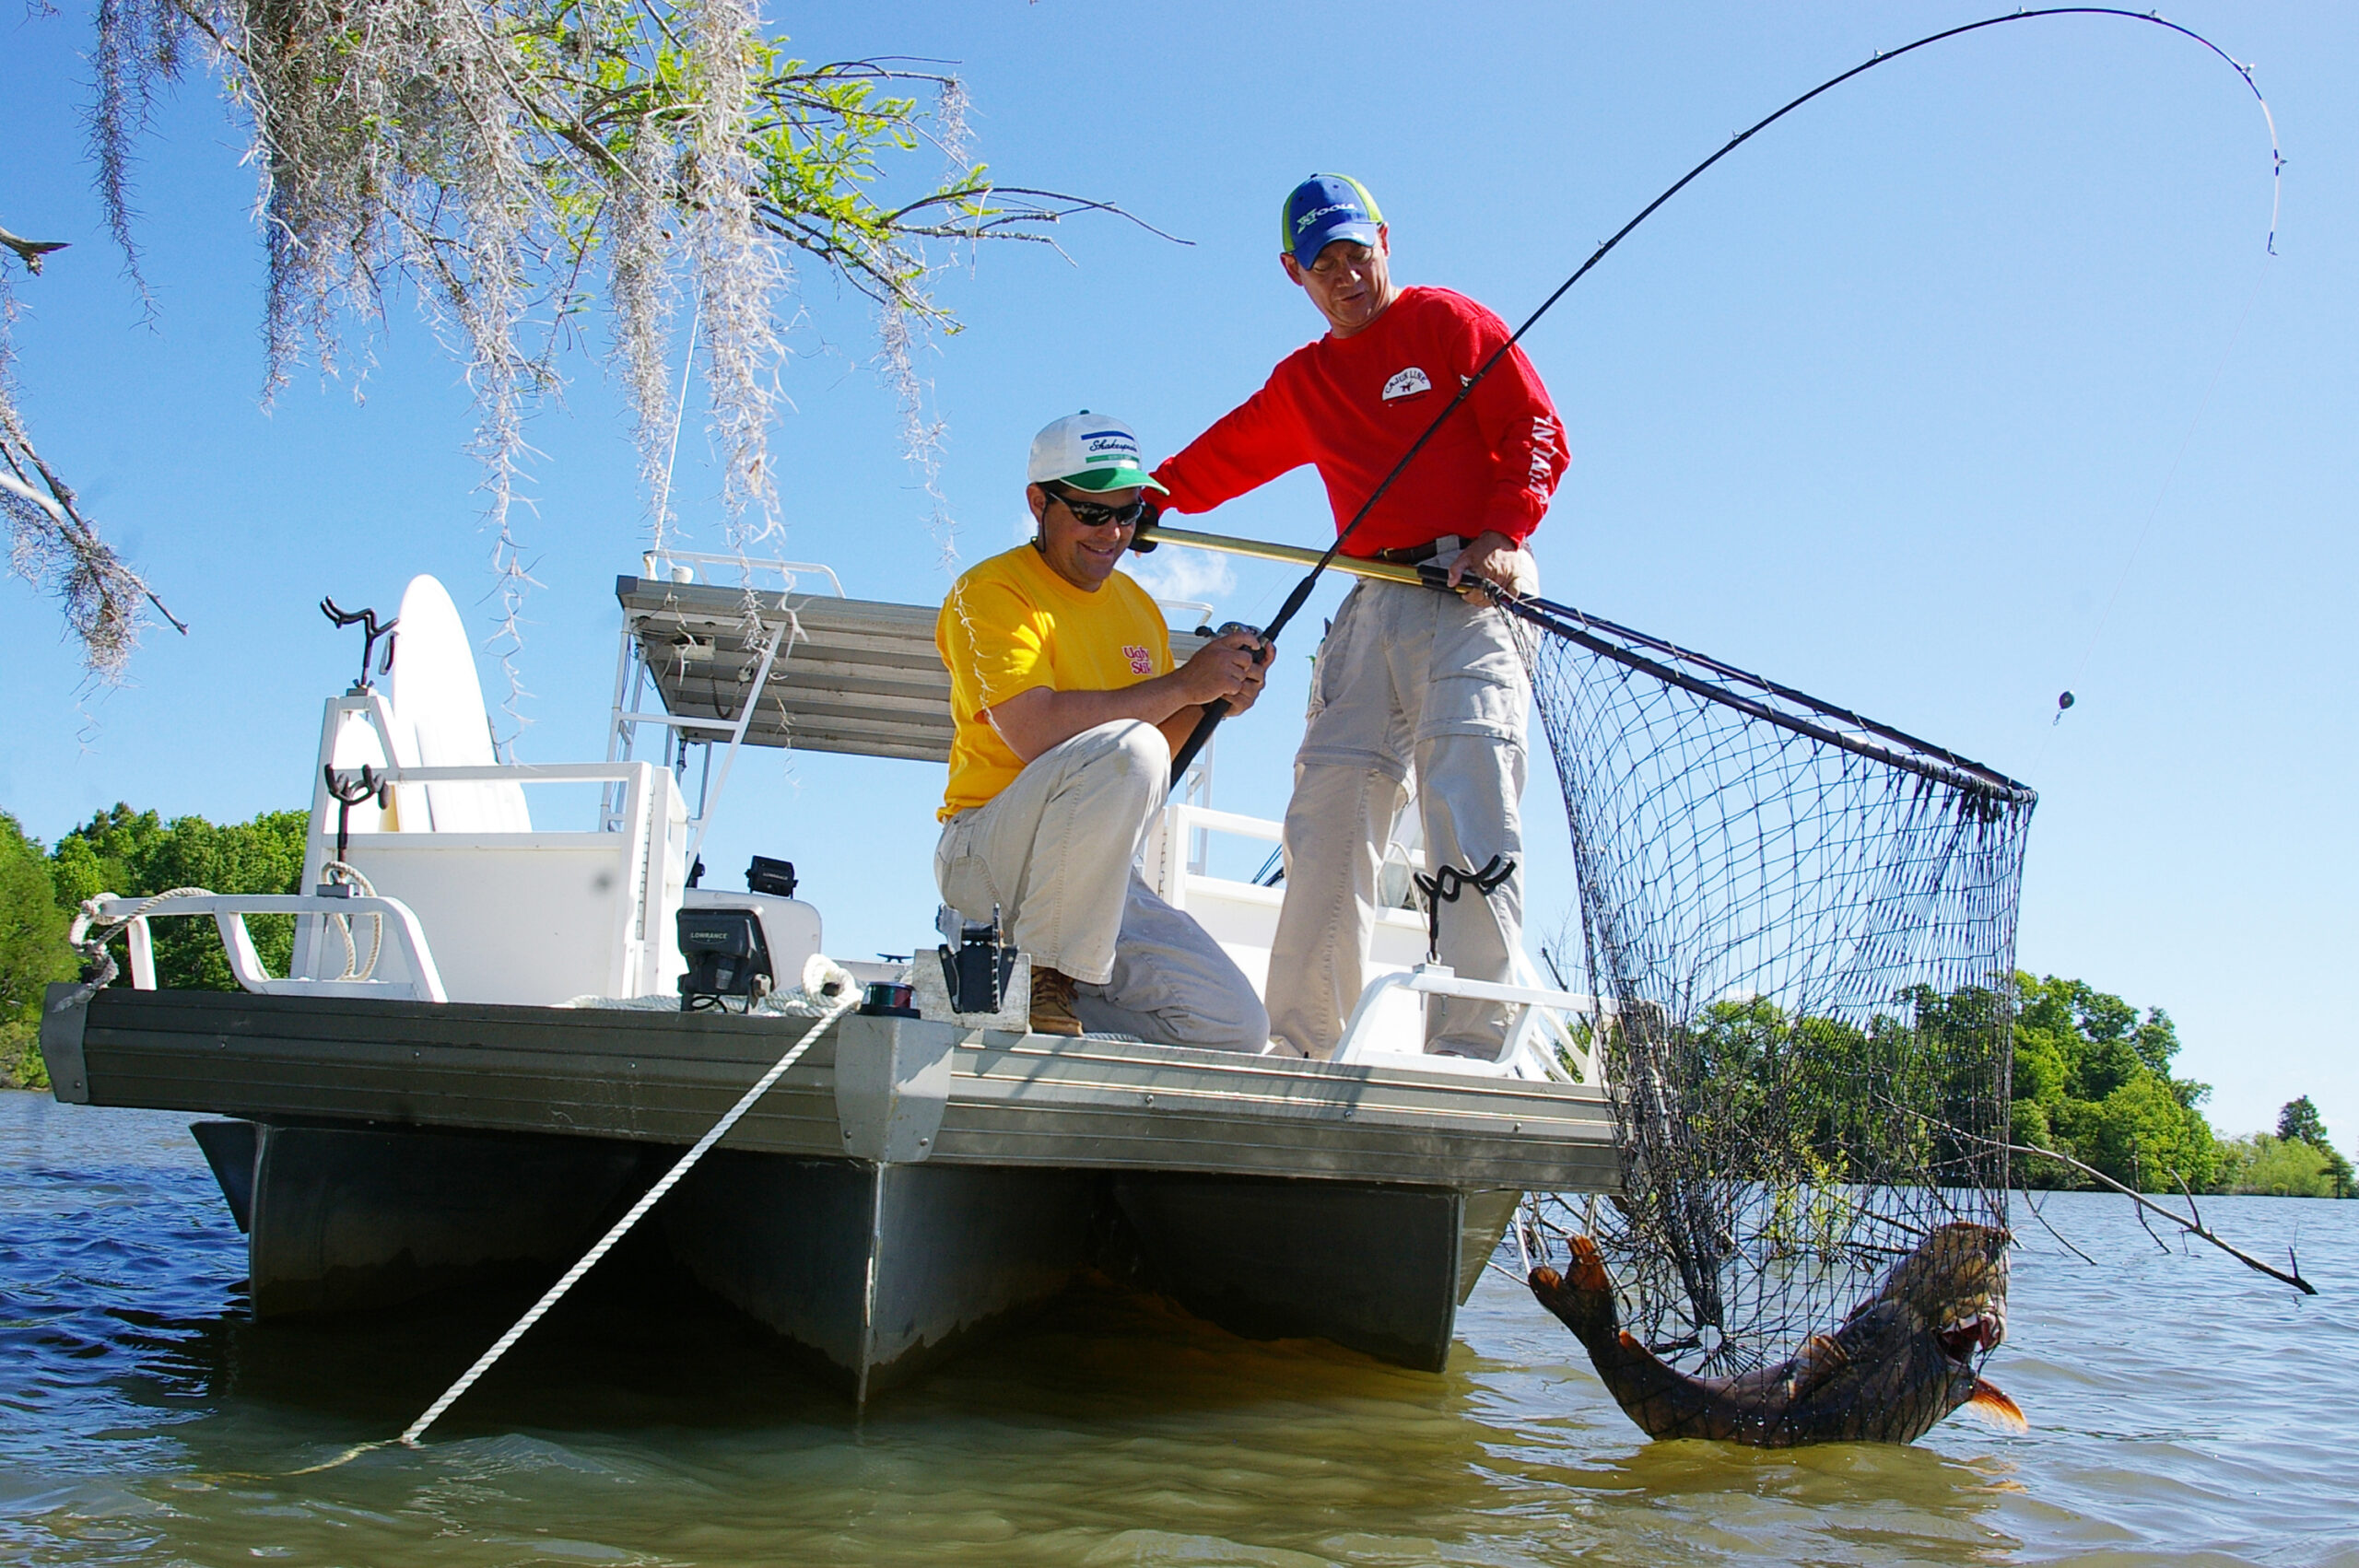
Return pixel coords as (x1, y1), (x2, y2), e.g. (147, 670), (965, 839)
(1937, 1312), (2002, 1364)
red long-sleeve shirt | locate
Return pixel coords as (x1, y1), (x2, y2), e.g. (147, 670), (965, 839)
(1151, 286), (1566, 555)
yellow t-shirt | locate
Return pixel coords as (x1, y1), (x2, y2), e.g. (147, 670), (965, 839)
(936, 545), (1174, 817)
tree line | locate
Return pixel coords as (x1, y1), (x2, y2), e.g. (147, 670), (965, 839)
(3, 802), (2353, 1201)
(1, 803), (306, 1086)
(1660, 973), (2352, 1200)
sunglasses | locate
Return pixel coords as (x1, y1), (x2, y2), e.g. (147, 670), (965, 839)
(1042, 484), (1149, 530)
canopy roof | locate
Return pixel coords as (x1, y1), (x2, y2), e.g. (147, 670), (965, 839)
(616, 576), (1209, 764)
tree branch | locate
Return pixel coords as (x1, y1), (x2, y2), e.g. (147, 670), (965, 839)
(0, 226), (71, 275)
(2005, 1141), (2316, 1294)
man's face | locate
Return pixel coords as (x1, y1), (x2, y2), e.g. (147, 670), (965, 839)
(1281, 228), (1395, 337)
(1029, 483), (1143, 591)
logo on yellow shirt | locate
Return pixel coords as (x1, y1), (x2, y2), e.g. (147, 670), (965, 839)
(1123, 644), (1153, 674)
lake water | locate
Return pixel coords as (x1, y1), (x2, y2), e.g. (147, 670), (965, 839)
(5, 1090), (2353, 1567)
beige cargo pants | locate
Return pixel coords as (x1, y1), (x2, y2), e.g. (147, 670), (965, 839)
(1266, 579), (1530, 1060)
(934, 720), (1268, 1052)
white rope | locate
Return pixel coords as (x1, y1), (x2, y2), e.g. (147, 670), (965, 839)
(316, 860), (383, 982)
(55, 885), (217, 1008)
(398, 991), (860, 1446)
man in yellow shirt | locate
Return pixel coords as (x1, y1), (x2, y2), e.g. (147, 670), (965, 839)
(936, 413), (1270, 1042)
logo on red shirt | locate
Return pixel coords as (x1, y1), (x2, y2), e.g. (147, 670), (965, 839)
(1123, 644), (1153, 675)
(1381, 366), (1432, 402)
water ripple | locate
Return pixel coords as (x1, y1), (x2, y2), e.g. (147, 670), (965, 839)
(3, 1093), (2354, 1566)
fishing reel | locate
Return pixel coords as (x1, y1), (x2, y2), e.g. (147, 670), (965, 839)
(1216, 621), (1270, 666)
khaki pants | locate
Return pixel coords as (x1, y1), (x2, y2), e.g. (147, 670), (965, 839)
(1266, 580), (1529, 1060)
(934, 720), (1267, 1052)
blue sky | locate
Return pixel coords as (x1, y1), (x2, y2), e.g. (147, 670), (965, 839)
(3, 3), (2350, 1141)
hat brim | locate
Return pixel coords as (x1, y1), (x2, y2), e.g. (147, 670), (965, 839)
(1291, 218), (1382, 267)
(1055, 463), (1168, 495)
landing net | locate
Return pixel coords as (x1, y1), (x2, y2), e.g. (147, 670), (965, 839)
(1511, 595), (2035, 1379)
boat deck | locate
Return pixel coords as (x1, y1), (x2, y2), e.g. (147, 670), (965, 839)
(42, 987), (1616, 1192)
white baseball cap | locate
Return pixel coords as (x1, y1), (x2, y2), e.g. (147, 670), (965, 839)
(1027, 412), (1169, 494)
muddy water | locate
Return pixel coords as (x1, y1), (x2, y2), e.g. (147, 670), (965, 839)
(5, 1091), (2353, 1566)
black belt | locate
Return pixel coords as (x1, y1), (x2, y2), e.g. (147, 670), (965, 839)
(1365, 533), (1463, 567)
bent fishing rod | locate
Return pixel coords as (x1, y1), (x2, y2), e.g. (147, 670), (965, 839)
(1162, 6), (2278, 780)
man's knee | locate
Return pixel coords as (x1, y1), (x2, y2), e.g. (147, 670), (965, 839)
(1063, 719), (1169, 785)
(1190, 983), (1270, 1054)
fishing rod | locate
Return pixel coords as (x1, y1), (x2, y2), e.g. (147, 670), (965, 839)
(1162, 6), (2279, 779)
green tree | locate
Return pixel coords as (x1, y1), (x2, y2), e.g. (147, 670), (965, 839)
(2273, 1096), (2354, 1198)
(2008, 973), (2217, 1192)
(0, 813), (74, 1088)
(2214, 1133), (2341, 1199)
(49, 804), (308, 992)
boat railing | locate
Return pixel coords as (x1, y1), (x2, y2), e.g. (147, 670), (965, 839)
(301, 753), (688, 1006)
(74, 891), (450, 1003)
(639, 550), (846, 598)
(1331, 962), (1597, 1084)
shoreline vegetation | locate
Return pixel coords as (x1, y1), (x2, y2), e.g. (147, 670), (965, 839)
(5, 802), (2352, 1200)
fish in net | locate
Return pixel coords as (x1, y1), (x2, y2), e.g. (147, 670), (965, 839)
(1502, 592), (2034, 1400)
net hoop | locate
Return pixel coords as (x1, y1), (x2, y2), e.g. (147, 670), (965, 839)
(1503, 593), (2036, 812)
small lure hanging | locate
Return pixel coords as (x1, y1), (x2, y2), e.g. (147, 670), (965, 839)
(2053, 690), (2076, 726)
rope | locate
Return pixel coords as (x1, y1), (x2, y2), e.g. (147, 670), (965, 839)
(396, 991), (860, 1448)
(316, 860), (383, 983)
(54, 885), (217, 1009)
(53, 865), (386, 1007)
(1412, 855), (1517, 963)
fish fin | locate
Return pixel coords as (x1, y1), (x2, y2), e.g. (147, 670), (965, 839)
(1963, 1378), (2027, 1433)
(1563, 1235), (1614, 1293)
(1781, 1333), (1850, 1401)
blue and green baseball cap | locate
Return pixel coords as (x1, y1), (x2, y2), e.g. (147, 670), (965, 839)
(1280, 173), (1384, 266)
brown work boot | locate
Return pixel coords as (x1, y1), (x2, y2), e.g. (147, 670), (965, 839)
(1028, 965), (1084, 1037)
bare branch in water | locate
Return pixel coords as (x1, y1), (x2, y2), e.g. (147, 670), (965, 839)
(2005, 1141), (2316, 1295)
(2016, 1185), (2099, 1269)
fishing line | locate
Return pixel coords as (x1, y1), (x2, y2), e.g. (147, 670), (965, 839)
(650, 290), (703, 560)
(2037, 253), (2272, 755)
(1167, 6), (2282, 778)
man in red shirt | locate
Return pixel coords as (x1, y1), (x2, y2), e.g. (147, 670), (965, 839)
(1150, 173), (1567, 1060)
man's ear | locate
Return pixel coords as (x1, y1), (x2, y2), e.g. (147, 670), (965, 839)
(1025, 483), (1049, 550)
(1280, 252), (1305, 286)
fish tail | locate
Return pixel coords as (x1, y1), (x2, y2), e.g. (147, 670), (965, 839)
(1529, 1235), (1622, 1349)
(1532, 1236), (1747, 1442)
(1963, 1377), (2027, 1433)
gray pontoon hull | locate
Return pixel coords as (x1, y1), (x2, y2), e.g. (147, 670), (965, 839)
(44, 985), (1615, 1400)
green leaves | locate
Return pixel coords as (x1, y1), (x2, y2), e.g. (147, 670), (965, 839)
(2007, 971), (2218, 1193)
(2269, 1096), (2354, 1197)
(42, 802), (307, 993)
(0, 813), (76, 1087)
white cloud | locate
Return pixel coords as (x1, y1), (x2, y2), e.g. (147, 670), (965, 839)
(1121, 546), (1236, 614)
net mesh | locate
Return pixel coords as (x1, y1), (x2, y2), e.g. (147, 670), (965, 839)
(1512, 597), (2034, 1379)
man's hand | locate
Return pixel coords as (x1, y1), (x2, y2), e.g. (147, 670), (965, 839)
(1445, 530), (1538, 606)
(985, 628), (1270, 765)
(1174, 627), (1267, 708)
